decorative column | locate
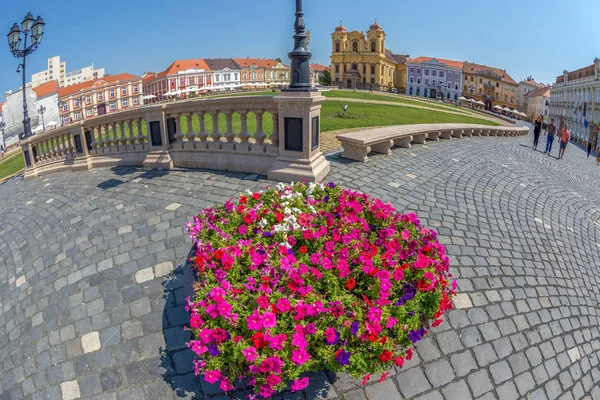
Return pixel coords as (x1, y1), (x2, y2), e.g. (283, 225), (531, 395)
(142, 105), (173, 169)
(268, 0), (330, 182)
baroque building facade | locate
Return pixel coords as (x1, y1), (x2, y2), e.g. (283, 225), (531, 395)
(406, 57), (463, 100)
(462, 62), (518, 110)
(549, 58), (600, 146)
(329, 22), (408, 92)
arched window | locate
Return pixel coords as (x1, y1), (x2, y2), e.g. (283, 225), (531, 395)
(371, 41), (376, 52)
(352, 63), (358, 71)
(335, 42), (340, 52)
(381, 43), (384, 53)
(352, 41), (358, 52)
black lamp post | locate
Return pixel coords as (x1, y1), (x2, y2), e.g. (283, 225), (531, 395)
(58, 99), (66, 127)
(7, 12), (45, 139)
(284, 0), (314, 92)
(38, 104), (46, 131)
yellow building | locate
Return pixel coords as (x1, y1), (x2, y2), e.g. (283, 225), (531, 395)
(330, 22), (408, 92)
(462, 62), (518, 110)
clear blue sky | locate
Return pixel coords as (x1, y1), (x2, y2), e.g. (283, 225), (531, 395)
(1, 0), (600, 98)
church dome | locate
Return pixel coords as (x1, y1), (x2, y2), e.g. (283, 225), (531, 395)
(335, 23), (347, 33)
(370, 22), (383, 31)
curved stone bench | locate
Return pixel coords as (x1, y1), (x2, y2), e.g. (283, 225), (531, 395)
(337, 123), (529, 162)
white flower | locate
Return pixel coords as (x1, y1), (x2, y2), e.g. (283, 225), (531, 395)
(292, 223), (301, 230)
(284, 207), (292, 216)
(245, 189), (253, 195)
(259, 219), (268, 228)
(274, 224), (286, 232)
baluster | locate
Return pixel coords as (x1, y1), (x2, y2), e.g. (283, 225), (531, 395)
(224, 112), (235, 142)
(270, 112), (279, 147)
(90, 126), (99, 150)
(96, 125), (105, 148)
(118, 122), (126, 145)
(185, 113), (196, 141)
(110, 123), (119, 147)
(57, 135), (65, 156)
(37, 141), (45, 162)
(238, 111), (250, 142)
(66, 134), (74, 154)
(135, 119), (145, 143)
(174, 113), (185, 141)
(197, 112), (209, 142)
(125, 121), (133, 144)
(254, 110), (266, 143)
(210, 112), (222, 141)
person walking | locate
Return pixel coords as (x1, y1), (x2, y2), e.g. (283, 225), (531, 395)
(533, 116), (542, 150)
(588, 138), (593, 158)
(544, 118), (557, 155)
(558, 123), (571, 160)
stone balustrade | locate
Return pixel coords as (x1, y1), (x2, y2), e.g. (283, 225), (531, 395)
(20, 93), (331, 183)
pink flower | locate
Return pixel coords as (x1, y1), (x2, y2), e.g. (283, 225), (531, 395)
(276, 298), (291, 313)
(386, 317), (398, 329)
(259, 385), (274, 398)
(190, 314), (203, 329)
(190, 340), (207, 356)
(256, 296), (269, 308)
(219, 378), (234, 392)
(238, 225), (248, 235)
(401, 230), (411, 240)
(204, 370), (221, 384)
(291, 349), (310, 365)
(291, 377), (310, 392)
(242, 346), (258, 362)
(324, 327), (337, 343)
(217, 301), (231, 317)
(262, 312), (277, 329)
(292, 332), (308, 348)
(269, 334), (287, 351)
(266, 374), (282, 386)
(366, 307), (382, 323)
(393, 269), (404, 282)
(246, 310), (263, 331)
(199, 328), (213, 343)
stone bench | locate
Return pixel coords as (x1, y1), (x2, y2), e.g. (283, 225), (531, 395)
(337, 123), (529, 162)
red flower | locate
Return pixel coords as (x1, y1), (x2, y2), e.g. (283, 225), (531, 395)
(252, 332), (267, 349)
(239, 196), (247, 204)
(406, 348), (413, 360)
(214, 249), (224, 260)
(379, 372), (390, 383)
(244, 213), (254, 224)
(361, 374), (371, 385)
(432, 318), (443, 327)
(378, 336), (387, 345)
(378, 350), (393, 363)
(362, 295), (373, 307)
(252, 192), (261, 200)
(236, 205), (245, 214)
(299, 246), (308, 254)
(394, 356), (405, 368)
(345, 278), (356, 290)
(275, 212), (283, 223)
(367, 334), (378, 343)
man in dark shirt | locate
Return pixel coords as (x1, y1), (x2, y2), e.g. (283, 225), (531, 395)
(544, 118), (557, 155)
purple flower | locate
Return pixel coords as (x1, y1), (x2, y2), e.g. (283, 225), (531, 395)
(336, 349), (351, 366)
(263, 232), (273, 238)
(208, 343), (221, 356)
(327, 182), (336, 188)
(350, 321), (359, 335)
(408, 330), (422, 344)
(323, 195), (330, 203)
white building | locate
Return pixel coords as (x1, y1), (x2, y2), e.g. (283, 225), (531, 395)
(549, 58), (600, 146)
(525, 86), (551, 121)
(205, 59), (241, 90)
(517, 77), (545, 113)
(31, 55), (105, 88)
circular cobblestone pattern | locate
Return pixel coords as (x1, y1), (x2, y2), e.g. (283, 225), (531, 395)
(1, 129), (600, 400)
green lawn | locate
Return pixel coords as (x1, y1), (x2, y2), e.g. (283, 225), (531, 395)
(320, 101), (499, 132)
(323, 90), (472, 114)
(0, 151), (25, 181)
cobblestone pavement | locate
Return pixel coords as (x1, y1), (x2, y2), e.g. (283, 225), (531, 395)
(2, 130), (600, 400)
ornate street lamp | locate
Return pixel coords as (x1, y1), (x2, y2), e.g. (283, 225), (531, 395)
(7, 12), (45, 138)
(284, 0), (314, 92)
(0, 121), (6, 149)
(38, 104), (46, 131)
(57, 99), (66, 127)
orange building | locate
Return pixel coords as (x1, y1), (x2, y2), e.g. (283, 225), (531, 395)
(142, 59), (212, 101)
(59, 73), (142, 124)
(232, 58), (289, 86)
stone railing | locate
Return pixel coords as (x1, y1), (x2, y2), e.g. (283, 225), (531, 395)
(19, 93), (331, 183)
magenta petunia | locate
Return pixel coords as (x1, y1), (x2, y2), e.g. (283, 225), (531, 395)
(261, 312), (277, 329)
(246, 310), (263, 331)
(291, 377), (310, 392)
(204, 370), (221, 384)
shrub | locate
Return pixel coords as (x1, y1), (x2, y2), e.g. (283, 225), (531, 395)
(186, 182), (456, 397)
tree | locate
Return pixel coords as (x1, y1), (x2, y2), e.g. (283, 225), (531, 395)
(275, 58), (282, 63)
(319, 70), (332, 86)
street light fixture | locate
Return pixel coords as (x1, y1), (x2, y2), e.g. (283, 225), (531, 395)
(7, 12), (45, 139)
(284, 0), (313, 92)
(38, 104), (46, 131)
(57, 99), (66, 127)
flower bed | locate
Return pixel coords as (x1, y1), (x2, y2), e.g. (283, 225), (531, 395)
(186, 182), (456, 397)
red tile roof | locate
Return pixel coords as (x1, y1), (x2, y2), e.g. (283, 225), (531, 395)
(232, 58), (279, 69)
(162, 59), (211, 75)
(526, 86), (552, 98)
(463, 62), (517, 85)
(58, 73), (139, 97)
(310, 63), (328, 71)
(410, 57), (464, 69)
(520, 78), (545, 88)
(32, 80), (59, 99)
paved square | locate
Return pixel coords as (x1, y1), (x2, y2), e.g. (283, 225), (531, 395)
(1, 129), (600, 399)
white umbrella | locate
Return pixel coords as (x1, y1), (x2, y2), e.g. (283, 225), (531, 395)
(503, 107), (512, 112)
(493, 105), (502, 109)
(476, 100), (485, 105)
(458, 96), (467, 101)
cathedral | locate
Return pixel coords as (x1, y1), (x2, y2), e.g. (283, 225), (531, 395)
(330, 22), (409, 92)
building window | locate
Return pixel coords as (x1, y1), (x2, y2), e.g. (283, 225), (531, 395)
(410, 67), (414, 73)
(425, 78), (428, 85)
(86, 95), (91, 104)
(133, 85), (138, 93)
(216, 75), (220, 82)
(371, 66), (375, 75)
(180, 78), (185, 86)
(110, 89), (115, 98)
(454, 93), (458, 100)
(75, 112), (81, 120)
(74, 99), (80, 108)
(448, 82), (451, 88)
(98, 92), (103, 101)
(439, 71), (444, 78)
(352, 63), (357, 71)
(455, 84), (458, 90)
(496, 82), (500, 87)
(134, 97), (139, 105)
(335, 64), (339, 73)
(121, 87), (127, 96)
(416, 88), (420, 96)
(62, 103), (68, 111)
(417, 78), (421, 84)
(417, 68), (421, 74)
(335, 42), (340, 52)
(371, 41), (376, 52)
(425, 69), (429, 75)
(352, 41), (358, 52)
(410, 77), (414, 83)
(122, 99), (128, 107)
(432, 70), (436, 77)
(87, 109), (93, 116)
(447, 93), (450, 99)
(251, 72), (257, 80)
(409, 87), (413, 95)
(110, 101), (116, 110)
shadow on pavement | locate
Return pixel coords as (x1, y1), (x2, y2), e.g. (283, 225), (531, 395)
(160, 247), (331, 399)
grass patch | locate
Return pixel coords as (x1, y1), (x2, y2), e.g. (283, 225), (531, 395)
(0, 151), (25, 181)
(320, 101), (499, 132)
(323, 90), (471, 114)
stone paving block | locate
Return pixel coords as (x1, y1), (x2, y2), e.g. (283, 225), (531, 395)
(415, 337), (441, 362)
(395, 367), (431, 398)
(489, 360), (512, 384)
(81, 332), (101, 354)
(450, 350), (477, 377)
(436, 330), (463, 355)
(515, 371), (536, 395)
(424, 359), (455, 387)
(467, 369), (493, 397)
(473, 343), (497, 367)
(364, 379), (401, 400)
(441, 379), (472, 400)
(60, 380), (80, 400)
